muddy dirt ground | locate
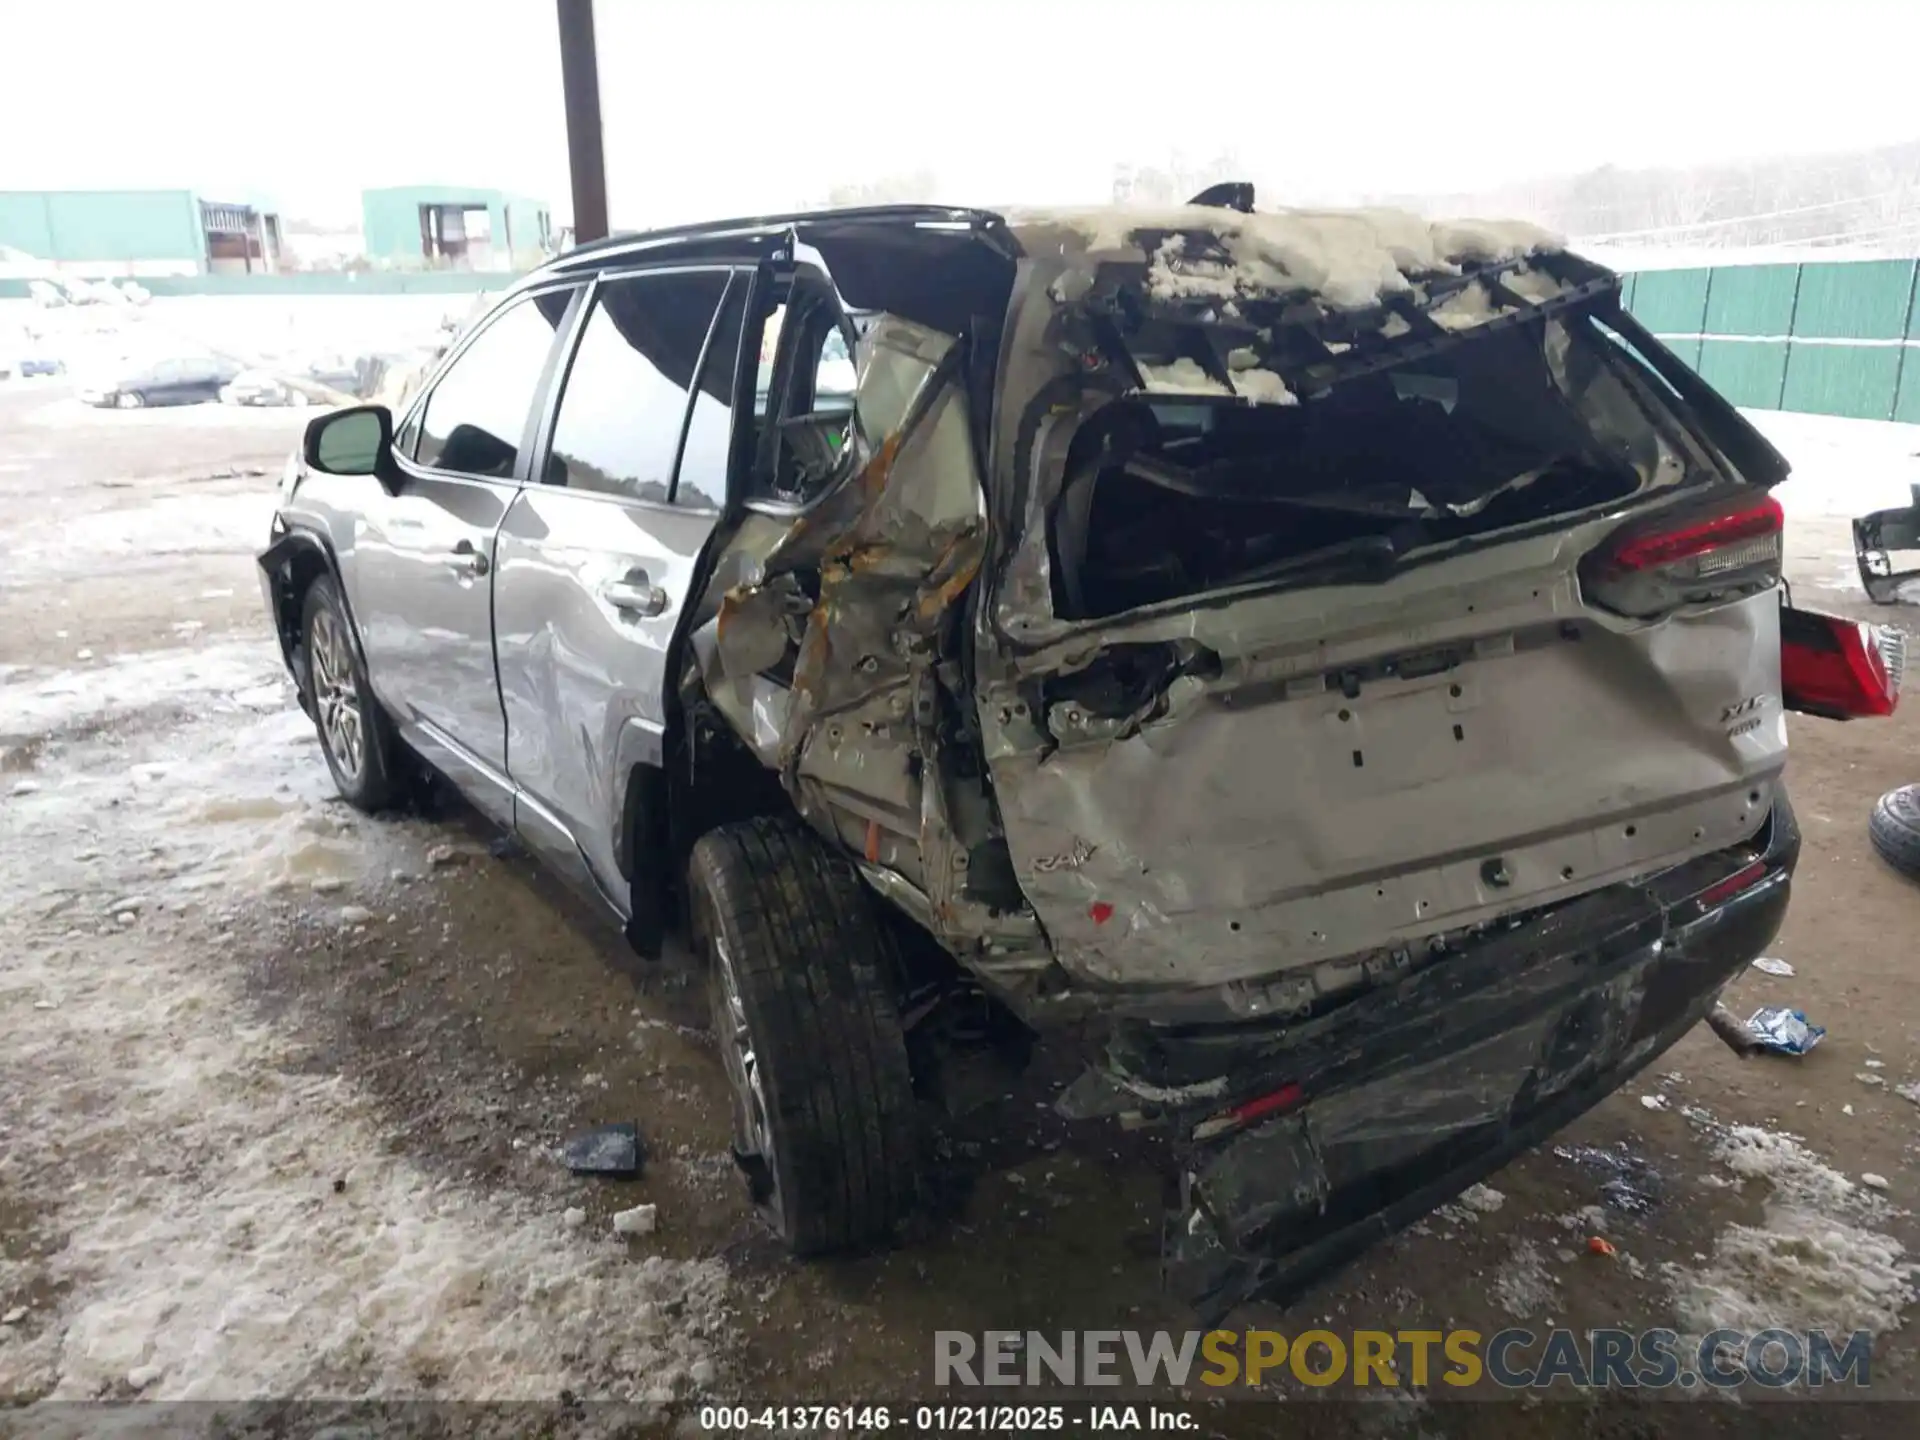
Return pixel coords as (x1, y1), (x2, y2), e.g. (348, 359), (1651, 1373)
(4, 380), (1920, 1434)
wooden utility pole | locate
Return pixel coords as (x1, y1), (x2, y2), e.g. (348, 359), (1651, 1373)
(556, 0), (609, 243)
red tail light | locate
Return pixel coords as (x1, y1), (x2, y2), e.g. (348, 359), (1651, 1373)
(1584, 493), (1784, 618)
(1781, 605), (1902, 720)
(1191, 1082), (1304, 1142)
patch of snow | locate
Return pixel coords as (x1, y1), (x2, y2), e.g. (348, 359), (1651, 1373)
(2, 491), (274, 589)
(1490, 1240), (1558, 1319)
(1231, 368), (1298, 406)
(1640, 1094), (1669, 1111)
(1013, 204), (1558, 313)
(1755, 409), (1920, 526)
(1435, 1182), (1504, 1224)
(613, 1204), (659, 1237)
(1499, 265), (1570, 305)
(0, 641), (287, 741)
(1428, 280), (1508, 332)
(1557, 1203), (1610, 1233)
(1667, 1124), (1915, 1348)
(1714, 1126), (1857, 1208)
(1135, 357), (1230, 396)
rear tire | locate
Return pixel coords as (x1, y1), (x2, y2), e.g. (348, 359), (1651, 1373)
(689, 815), (918, 1255)
(300, 575), (405, 812)
(1869, 784), (1920, 879)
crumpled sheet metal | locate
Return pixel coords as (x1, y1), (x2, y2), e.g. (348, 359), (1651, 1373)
(772, 328), (987, 782)
(709, 315), (997, 951)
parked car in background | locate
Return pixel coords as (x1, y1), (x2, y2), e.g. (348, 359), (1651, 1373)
(19, 356), (65, 378)
(221, 357), (358, 408)
(80, 355), (241, 408)
(259, 196), (1901, 1320)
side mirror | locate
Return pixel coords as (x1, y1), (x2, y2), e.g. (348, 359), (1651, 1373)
(304, 405), (399, 490)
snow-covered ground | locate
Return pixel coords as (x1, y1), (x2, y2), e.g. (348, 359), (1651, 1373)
(0, 652), (731, 1408)
(1755, 408), (1920, 521)
(0, 293), (466, 389)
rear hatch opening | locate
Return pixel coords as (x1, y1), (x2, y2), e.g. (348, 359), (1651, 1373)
(1041, 236), (1769, 624)
(1053, 314), (1664, 620)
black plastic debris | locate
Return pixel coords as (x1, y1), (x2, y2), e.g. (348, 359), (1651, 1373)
(563, 1122), (644, 1178)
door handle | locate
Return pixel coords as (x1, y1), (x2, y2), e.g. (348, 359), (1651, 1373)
(601, 576), (669, 618)
(446, 540), (489, 577)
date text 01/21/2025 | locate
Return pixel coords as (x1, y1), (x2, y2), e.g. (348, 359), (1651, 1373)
(698, 1404), (1197, 1431)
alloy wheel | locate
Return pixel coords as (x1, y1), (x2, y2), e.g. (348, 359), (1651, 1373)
(309, 606), (364, 782)
(708, 923), (781, 1213)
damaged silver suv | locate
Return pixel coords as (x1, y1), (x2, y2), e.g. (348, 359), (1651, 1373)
(260, 194), (1902, 1318)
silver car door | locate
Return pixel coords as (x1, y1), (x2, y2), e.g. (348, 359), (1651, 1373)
(349, 283), (579, 824)
(493, 265), (749, 902)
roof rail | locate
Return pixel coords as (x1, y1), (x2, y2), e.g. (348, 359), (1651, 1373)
(543, 203), (1007, 273)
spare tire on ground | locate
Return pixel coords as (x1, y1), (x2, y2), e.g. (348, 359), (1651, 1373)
(1869, 783), (1920, 879)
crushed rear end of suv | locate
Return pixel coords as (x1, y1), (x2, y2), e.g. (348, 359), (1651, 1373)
(687, 200), (1840, 1316)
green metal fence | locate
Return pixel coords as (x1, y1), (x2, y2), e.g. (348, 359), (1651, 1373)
(1622, 258), (1920, 424)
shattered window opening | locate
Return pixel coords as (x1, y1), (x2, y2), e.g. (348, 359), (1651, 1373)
(1050, 315), (1690, 621)
(747, 280), (861, 507)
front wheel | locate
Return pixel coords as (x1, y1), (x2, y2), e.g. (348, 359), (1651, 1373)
(689, 816), (919, 1255)
(300, 575), (404, 812)
(114, 390), (144, 409)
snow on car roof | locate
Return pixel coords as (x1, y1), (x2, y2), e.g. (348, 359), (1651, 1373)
(1007, 204), (1561, 312)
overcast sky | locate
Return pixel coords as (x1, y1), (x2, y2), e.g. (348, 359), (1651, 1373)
(3, 0), (1917, 227)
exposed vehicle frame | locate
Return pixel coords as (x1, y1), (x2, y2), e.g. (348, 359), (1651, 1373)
(259, 197), (1900, 1319)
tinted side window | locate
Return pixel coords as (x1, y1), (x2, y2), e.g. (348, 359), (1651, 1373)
(673, 276), (748, 511)
(417, 291), (572, 478)
(546, 270), (728, 503)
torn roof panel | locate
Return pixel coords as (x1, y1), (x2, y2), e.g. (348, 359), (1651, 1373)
(1011, 204), (1564, 313)
(1047, 215), (1616, 409)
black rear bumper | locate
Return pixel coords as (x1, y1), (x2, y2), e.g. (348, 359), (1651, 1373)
(1162, 796), (1800, 1322)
